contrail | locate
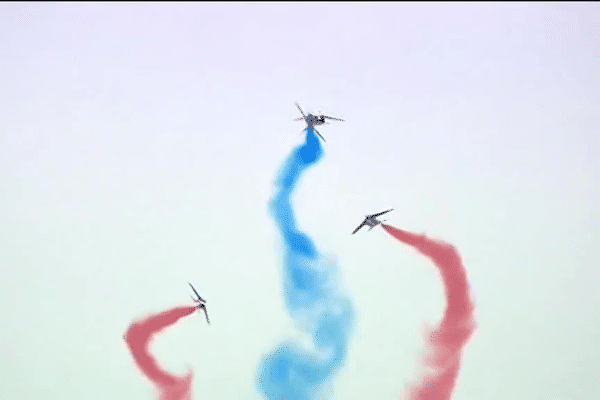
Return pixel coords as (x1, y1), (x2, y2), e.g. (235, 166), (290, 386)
(381, 224), (476, 400)
(124, 306), (198, 400)
(257, 127), (355, 400)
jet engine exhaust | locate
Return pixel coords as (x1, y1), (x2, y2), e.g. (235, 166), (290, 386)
(256, 126), (355, 400)
(124, 306), (198, 400)
(381, 224), (476, 400)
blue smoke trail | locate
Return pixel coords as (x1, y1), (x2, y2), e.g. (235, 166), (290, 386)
(257, 127), (355, 400)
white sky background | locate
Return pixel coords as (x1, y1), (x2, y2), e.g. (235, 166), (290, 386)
(1, 3), (599, 400)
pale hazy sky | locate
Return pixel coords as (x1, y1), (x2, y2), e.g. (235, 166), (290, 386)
(1, 3), (598, 400)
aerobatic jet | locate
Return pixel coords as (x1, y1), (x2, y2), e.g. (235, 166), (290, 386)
(189, 282), (210, 324)
(352, 209), (394, 234)
(294, 102), (344, 142)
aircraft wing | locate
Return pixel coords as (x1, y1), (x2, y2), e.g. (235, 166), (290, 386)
(352, 220), (367, 234)
(201, 306), (210, 324)
(314, 128), (326, 142)
(189, 282), (206, 303)
(370, 209), (393, 218)
(295, 102), (307, 118)
(322, 115), (345, 121)
(305, 126), (326, 142)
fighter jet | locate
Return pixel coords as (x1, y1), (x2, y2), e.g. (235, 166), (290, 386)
(294, 102), (344, 142)
(352, 209), (393, 234)
(189, 282), (209, 324)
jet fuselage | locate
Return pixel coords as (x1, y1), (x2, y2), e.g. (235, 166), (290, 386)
(365, 216), (382, 229)
(305, 114), (326, 126)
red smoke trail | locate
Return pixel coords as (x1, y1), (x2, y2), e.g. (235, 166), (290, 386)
(124, 306), (198, 400)
(381, 224), (476, 400)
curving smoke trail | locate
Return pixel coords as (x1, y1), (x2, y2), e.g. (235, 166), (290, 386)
(381, 224), (476, 400)
(124, 306), (198, 400)
(257, 127), (355, 400)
